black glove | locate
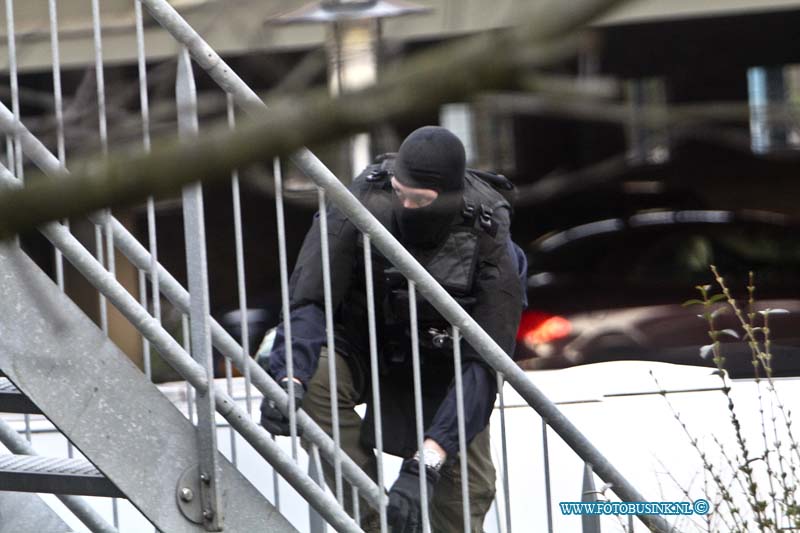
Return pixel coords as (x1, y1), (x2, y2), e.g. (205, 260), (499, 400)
(387, 458), (440, 533)
(260, 379), (304, 436)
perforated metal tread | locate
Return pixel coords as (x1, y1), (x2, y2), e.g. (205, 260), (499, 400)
(0, 454), (123, 497)
(0, 378), (41, 414)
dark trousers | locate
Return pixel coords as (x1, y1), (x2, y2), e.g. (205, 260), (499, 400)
(302, 349), (496, 532)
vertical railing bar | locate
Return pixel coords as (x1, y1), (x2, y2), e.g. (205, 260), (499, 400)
(542, 419), (554, 533)
(182, 314), (195, 422)
(90, 0), (114, 290)
(497, 373), (512, 533)
(139, 268), (153, 380)
(224, 353), (237, 466)
(90, 2), (118, 525)
(135, 0), (159, 387)
(177, 46), (223, 530)
(273, 157), (300, 460)
(48, 0), (66, 167)
(134, 0), (152, 154)
(309, 444), (327, 533)
(452, 327), (471, 533)
(5, 0), (22, 184)
(94, 225), (109, 334)
(48, 0), (67, 313)
(87, 0), (108, 337)
(5, 136), (12, 172)
(47, 0), (68, 322)
(273, 432), (281, 511)
(227, 93), (252, 418)
(408, 281), (431, 533)
(353, 486), (361, 527)
(363, 235), (388, 532)
(5, 0), (30, 445)
(90, 0), (109, 156)
(225, 95), (244, 469)
(317, 187), (344, 505)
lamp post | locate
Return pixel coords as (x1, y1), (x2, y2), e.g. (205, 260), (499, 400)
(271, 0), (431, 179)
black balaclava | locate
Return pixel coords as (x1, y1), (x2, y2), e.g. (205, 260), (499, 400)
(392, 126), (466, 247)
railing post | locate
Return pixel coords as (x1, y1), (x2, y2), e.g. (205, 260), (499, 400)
(176, 47), (223, 531)
(581, 463), (602, 533)
(542, 419), (554, 533)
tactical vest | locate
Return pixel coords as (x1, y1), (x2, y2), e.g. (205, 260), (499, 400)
(338, 154), (514, 367)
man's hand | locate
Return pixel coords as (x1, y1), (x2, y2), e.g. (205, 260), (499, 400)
(260, 379), (304, 436)
(387, 458), (440, 533)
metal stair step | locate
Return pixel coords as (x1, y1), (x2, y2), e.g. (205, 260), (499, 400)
(0, 454), (123, 497)
(0, 378), (40, 414)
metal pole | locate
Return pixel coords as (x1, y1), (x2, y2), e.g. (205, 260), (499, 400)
(134, 0), (159, 383)
(272, 153), (298, 488)
(408, 282), (431, 533)
(542, 419), (553, 533)
(47, 0), (67, 286)
(89, 14), (114, 479)
(497, 373), (512, 533)
(5, 0), (22, 184)
(182, 313), (195, 422)
(4, 0), (30, 446)
(308, 445), (327, 533)
(452, 327), (471, 533)
(228, 93), (253, 421)
(176, 47), (223, 531)
(363, 235), (388, 532)
(273, 156), (301, 460)
(318, 188), (344, 504)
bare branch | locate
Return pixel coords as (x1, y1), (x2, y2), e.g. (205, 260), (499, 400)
(0, 0), (631, 240)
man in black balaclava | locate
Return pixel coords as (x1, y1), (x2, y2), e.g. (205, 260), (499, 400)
(261, 126), (523, 533)
(392, 125), (466, 247)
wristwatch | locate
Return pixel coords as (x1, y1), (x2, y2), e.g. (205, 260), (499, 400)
(414, 447), (445, 473)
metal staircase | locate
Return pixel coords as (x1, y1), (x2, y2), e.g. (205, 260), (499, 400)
(0, 244), (296, 532)
(0, 1), (672, 532)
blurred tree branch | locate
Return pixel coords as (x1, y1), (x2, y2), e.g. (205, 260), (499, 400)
(0, 0), (630, 240)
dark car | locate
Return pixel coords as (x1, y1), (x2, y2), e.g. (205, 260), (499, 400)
(514, 209), (800, 378)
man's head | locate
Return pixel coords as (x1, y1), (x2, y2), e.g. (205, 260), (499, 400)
(393, 126), (466, 195)
(391, 126), (466, 247)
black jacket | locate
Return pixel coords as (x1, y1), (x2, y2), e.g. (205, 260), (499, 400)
(269, 165), (523, 457)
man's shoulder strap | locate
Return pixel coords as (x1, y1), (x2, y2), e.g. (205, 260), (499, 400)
(465, 168), (516, 215)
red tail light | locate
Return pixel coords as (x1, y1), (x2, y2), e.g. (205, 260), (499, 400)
(517, 310), (572, 345)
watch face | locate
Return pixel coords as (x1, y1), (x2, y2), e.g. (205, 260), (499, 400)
(420, 448), (444, 471)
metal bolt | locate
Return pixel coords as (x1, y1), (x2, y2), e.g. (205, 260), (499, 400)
(179, 487), (194, 502)
(203, 509), (215, 521)
(200, 472), (210, 484)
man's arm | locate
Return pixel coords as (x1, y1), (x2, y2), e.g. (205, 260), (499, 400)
(267, 200), (359, 386)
